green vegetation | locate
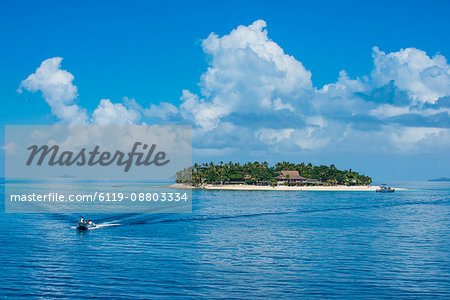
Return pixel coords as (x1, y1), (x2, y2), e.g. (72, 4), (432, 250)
(176, 161), (372, 186)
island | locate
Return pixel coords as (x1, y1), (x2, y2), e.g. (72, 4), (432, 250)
(172, 161), (393, 191)
(428, 177), (450, 182)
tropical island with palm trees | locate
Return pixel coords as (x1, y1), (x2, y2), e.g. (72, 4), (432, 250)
(173, 161), (384, 191)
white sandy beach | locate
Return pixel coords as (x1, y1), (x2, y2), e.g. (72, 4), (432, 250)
(167, 183), (406, 191)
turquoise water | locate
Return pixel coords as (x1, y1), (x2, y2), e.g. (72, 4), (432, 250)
(1, 182), (450, 298)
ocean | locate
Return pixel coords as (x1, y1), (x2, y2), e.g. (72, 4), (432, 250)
(1, 181), (449, 298)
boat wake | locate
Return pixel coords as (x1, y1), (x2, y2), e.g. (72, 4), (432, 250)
(89, 223), (121, 230)
(69, 196), (450, 230)
(71, 222), (121, 230)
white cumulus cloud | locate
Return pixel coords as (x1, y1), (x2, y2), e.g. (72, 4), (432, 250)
(18, 57), (88, 124)
(255, 128), (294, 145)
(91, 99), (141, 125)
(372, 46), (450, 105)
(20, 58), (142, 125)
(388, 126), (450, 152)
(181, 19), (313, 130)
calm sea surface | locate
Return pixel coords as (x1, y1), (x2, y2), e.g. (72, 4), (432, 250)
(1, 181), (449, 298)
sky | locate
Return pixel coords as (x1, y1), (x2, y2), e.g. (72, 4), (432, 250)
(1, 0), (450, 181)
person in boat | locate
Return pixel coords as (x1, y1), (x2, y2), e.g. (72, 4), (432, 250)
(81, 217), (85, 223)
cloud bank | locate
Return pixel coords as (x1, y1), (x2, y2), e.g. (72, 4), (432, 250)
(19, 20), (450, 157)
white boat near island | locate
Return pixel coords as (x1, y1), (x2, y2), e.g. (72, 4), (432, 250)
(376, 184), (395, 193)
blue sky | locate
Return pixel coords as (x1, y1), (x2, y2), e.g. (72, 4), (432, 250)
(1, 0), (450, 180)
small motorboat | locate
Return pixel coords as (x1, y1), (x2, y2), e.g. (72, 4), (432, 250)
(76, 221), (96, 230)
(376, 184), (395, 193)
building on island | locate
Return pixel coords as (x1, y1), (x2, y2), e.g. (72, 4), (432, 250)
(276, 171), (308, 186)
